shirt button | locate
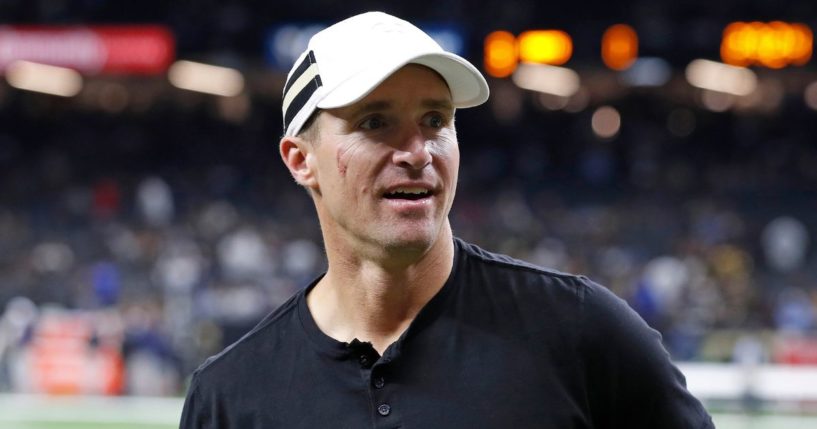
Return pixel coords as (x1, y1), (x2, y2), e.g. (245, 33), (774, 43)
(377, 403), (391, 416)
(373, 376), (385, 389)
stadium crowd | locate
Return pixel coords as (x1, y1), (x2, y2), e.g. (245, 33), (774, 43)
(0, 84), (816, 395)
(0, 0), (816, 397)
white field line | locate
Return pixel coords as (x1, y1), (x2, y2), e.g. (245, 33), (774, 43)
(0, 394), (183, 424)
(678, 363), (817, 401)
(713, 413), (817, 429)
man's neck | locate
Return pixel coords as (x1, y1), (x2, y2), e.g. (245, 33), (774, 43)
(307, 227), (455, 355)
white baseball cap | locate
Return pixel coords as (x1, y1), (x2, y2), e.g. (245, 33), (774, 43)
(281, 11), (490, 137)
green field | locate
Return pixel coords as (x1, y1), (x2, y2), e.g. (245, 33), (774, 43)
(714, 413), (817, 429)
(2, 394), (817, 429)
(4, 414), (817, 429)
(0, 424), (175, 429)
(0, 394), (182, 429)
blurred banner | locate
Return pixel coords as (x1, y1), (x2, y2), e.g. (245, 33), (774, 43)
(0, 26), (175, 75)
(14, 309), (125, 395)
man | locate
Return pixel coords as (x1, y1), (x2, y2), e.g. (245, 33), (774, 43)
(180, 11), (714, 428)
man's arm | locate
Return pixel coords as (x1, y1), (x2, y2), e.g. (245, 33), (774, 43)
(579, 278), (715, 428)
(179, 376), (210, 429)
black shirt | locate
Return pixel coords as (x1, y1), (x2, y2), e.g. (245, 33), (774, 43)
(180, 238), (714, 428)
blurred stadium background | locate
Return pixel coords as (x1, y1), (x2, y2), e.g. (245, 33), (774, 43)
(1, 0), (817, 427)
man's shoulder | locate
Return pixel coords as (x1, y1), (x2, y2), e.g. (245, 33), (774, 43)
(190, 288), (305, 384)
(454, 237), (592, 292)
(450, 238), (604, 351)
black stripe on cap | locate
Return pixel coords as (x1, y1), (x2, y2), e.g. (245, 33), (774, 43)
(283, 50), (323, 132)
(284, 50), (316, 96)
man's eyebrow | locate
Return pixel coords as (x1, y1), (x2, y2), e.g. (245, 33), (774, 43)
(421, 99), (454, 111)
(345, 98), (454, 119)
(346, 101), (392, 119)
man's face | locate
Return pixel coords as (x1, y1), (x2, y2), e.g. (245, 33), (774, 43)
(305, 64), (459, 257)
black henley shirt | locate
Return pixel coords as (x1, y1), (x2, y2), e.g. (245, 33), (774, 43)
(180, 238), (714, 428)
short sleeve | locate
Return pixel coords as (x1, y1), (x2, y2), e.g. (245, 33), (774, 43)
(579, 278), (714, 429)
(179, 375), (211, 429)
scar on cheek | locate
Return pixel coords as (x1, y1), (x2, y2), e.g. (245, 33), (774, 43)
(336, 141), (365, 176)
(336, 145), (349, 176)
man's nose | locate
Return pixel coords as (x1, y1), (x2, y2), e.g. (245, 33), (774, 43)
(392, 126), (432, 170)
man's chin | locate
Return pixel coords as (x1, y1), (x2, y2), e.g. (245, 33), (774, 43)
(382, 234), (433, 252)
(352, 218), (450, 262)
(376, 229), (439, 257)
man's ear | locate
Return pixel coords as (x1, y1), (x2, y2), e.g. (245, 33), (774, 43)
(280, 136), (318, 190)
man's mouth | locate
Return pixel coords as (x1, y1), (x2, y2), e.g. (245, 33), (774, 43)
(383, 187), (432, 201)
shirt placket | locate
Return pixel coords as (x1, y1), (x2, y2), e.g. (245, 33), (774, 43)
(354, 345), (403, 429)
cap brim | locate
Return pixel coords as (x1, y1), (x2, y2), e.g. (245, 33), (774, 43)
(316, 51), (489, 110)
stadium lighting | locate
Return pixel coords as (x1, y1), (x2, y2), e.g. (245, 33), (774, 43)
(518, 30), (572, 65)
(5, 60), (83, 97)
(721, 21), (813, 68)
(602, 24), (638, 70)
(591, 106), (621, 139)
(685, 59), (757, 96)
(484, 31), (518, 78)
(511, 63), (580, 97)
(168, 60), (245, 97)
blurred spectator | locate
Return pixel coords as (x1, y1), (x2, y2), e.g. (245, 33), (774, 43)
(762, 216), (809, 273)
(774, 287), (815, 333)
(0, 3), (816, 392)
(0, 297), (38, 390)
(216, 227), (273, 281)
(137, 176), (175, 227)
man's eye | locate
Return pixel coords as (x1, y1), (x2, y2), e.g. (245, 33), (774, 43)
(360, 116), (385, 130)
(425, 114), (445, 128)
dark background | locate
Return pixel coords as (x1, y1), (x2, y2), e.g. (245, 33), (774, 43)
(1, 0), (816, 395)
